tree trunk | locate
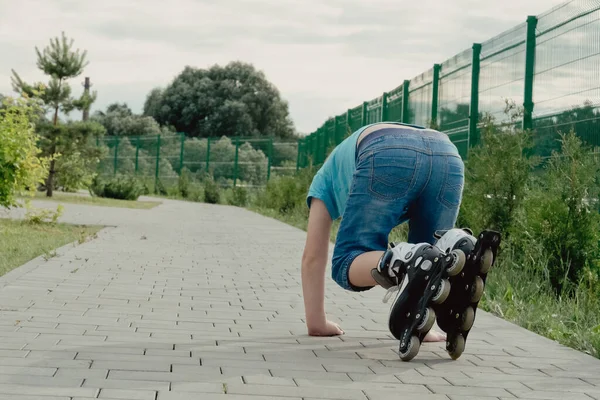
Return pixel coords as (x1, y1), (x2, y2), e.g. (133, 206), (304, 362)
(46, 104), (60, 197)
(46, 157), (55, 197)
(52, 105), (59, 126)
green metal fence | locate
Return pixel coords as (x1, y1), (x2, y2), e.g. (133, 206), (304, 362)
(297, 0), (600, 168)
(94, 134), (298, 190)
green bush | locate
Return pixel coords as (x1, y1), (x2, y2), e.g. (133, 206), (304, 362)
(0, 95), (49, 208)
(54, 150), (99, 192)
(255, 165), (315, 215)
(188, 185), (203, 202)
(154, 179), (168, 196)
(229, 186), (248, 207)
(178, 168), (192, 198)
(90, 175), (144, 201)
(203, 178), (221, 204)
(458, 109), (600, 294)
(457, 111), (540, 237)
(24, 202), (64, 225)
(518, 131), (600, 293)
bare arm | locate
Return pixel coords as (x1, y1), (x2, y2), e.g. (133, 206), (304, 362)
(301, 198), (343, 336)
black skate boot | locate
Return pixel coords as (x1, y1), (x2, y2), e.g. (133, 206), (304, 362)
(373, 242), (466, 361)
(431, 228), (501, 360)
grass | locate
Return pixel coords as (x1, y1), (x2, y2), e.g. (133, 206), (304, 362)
(480, 247), (600, 358)
(0, 218), (102, 277)
(27, 192), (161, 210)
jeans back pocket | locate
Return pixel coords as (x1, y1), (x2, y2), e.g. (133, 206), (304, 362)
(438, 155), (464, 208)
(369, 147), (418, 200)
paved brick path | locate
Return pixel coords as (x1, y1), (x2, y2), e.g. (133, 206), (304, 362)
(1, 197), (600, 400)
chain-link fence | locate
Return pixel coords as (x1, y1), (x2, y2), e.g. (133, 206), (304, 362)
(95, 134), (298, 191)
(298, 0), (600, 166)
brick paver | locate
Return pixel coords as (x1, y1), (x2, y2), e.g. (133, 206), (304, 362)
(1, 197), (600, 400)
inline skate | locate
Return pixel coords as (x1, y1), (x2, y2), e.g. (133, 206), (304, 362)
(372, 241), (466, 361)
(431, 228), (501, 360)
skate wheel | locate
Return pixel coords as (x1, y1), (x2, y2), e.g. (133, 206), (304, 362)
(432, 279), (450, 304)
(448, 334), (465, 360)
(480, 249), (494, 274)
(461, 306), (475, 331)
(447, 250), (466, 276)
(417, 307), (435, 333)
(400, 335), (420, 361)
(470, 276), (484, 303)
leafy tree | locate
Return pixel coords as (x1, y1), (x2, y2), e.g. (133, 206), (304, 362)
(143, 88), (164, 119)
(92, 103), (171, 137)
(144, 61), (296, 139)
(0, 94), (49, 208)
(11, 32), (98, 197)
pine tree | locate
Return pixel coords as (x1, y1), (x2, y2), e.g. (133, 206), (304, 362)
(11, 32), (98, 196)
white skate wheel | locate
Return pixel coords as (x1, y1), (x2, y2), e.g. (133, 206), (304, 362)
(448, 334), (465, 360)
(417, 307), (435, 333)
(432, 279), (450, 304)
(400, 335), (420, 361)
(461, 306), (475, 331)
(470, 276), (484, 303)
(447, 249), (466, 276)
(480, 249), (493, 274)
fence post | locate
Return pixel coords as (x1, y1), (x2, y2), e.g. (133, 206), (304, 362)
(267, 137), (273, 181)
(402, 80), (410, 123)
(314, 133), (318, 164)
(381, 92), (388, 121)
(523, 15), (538, 132)
(206, 138), (211, 174)
(113, 136), (119, 176)
(296, 139), (301, 171)
(323, 123), (330, 160)
(315, 130), (320, 165)
(155, 134), (161, 191)
(311, 134), (316, 165)
(233, 137), (240, 187)
(333, 117), (339, 145)
(346, 109), (352, 135)
(316, 129), (320, 163)
(179, 132), (185, 173)
(431, 64), (441, 128)
(135, 136), (140, 174)
(361, 101), (368, 126)
(469, 43), (482, 148)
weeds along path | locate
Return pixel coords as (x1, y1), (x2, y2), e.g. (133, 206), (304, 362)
(0, 198), (599, 400)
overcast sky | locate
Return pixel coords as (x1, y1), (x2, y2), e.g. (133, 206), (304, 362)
(0, 0), (566, 135)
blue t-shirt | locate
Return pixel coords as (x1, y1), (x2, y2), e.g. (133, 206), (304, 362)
(306, 122), (425, 220)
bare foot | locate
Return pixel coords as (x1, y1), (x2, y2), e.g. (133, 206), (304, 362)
(423, 329), (446, 342)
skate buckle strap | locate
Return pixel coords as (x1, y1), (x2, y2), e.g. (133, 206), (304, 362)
(382, 286), (398, 304)
(382, 272), (409, 304)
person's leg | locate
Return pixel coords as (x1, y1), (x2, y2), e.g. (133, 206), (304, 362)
(384, 136), (465, 346)
(331, 136), (427, 292)
(407, 148), (464, 245)
(407, 146), (465, 345)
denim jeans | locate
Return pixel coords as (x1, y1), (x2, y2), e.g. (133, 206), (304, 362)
(331, 128), (465, 292)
